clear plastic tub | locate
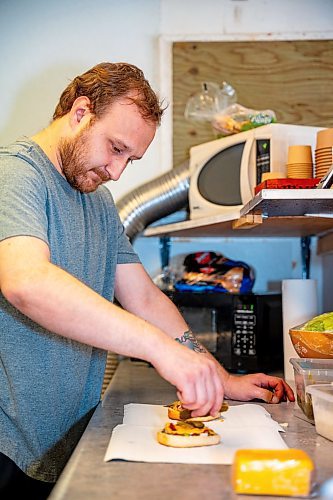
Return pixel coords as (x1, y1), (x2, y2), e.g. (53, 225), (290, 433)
(306, 384), (333, 441)
(289, 358), (333, 422)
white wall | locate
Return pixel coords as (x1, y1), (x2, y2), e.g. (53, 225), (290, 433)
(0, 0), (161, 201)
(134, 235), (322, 292)
(160, 0), (333, 36)
(1, 0), (332, 310)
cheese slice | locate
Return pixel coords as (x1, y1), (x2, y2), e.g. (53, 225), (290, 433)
(232, 449), (314, 497)
(163, 421), (216, 436)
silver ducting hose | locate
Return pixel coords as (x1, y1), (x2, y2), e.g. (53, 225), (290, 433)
(116, 160), (190, 241)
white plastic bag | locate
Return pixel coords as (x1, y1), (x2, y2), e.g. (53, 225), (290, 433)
(184, 81), (237, 122)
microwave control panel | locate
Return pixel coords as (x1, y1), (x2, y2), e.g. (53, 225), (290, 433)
(256, 139), (271, 185)
(232, 305), (256, 357)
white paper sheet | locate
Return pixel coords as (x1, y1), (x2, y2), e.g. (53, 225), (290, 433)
(104, 403), (288, 465)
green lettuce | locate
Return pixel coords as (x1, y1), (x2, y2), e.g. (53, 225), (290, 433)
(301, 312), (333, 332)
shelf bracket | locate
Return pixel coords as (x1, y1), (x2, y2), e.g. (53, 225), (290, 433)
(159, 236), (171, 271)
(232, 214), (263, 230)
(301, 236), (311, 279)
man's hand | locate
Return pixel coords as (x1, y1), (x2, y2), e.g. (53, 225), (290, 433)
(172, 330), (294, 407)
(223, 372), (295, 403)
(153, 340), (225, 418)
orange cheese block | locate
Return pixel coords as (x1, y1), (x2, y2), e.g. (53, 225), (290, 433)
(232, 449), (314, 497)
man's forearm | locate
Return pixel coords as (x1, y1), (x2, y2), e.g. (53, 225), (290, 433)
(114, 270), (230, 385)
(3, 260), (176, 365)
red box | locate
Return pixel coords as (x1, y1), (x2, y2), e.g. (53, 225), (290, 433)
(255, 178), (320, 194)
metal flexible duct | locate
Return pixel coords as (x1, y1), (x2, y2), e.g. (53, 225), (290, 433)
(116, 161), (190, 241)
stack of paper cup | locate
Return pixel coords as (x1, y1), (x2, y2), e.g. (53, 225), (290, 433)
(282, 279), (318, 383)
(286, 145), (313, 179)
(315, 128), (333, 179)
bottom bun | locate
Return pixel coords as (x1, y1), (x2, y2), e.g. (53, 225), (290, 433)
(157, 431), (221, 448)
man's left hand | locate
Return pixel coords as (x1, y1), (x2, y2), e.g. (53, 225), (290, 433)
(223, 372), (295, 403)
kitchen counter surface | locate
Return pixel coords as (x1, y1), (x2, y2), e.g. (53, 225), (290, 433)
(49, 359), (333, 500)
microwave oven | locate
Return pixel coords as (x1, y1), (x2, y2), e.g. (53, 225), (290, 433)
(189, 123), (322, 220)
(165, 290), (283, 374)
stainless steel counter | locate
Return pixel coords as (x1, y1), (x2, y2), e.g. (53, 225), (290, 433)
(49, 359), (333, 500)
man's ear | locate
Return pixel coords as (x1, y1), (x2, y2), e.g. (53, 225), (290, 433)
(70, 96), (92, 128)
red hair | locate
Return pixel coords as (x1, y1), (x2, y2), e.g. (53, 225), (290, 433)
(53, 62), (165, 125)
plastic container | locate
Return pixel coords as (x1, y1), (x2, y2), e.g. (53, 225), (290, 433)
(306, 384), (333, 441)
(289, 358), (333, 422)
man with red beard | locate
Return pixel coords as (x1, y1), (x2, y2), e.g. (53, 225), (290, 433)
(0, 62), (293, 498)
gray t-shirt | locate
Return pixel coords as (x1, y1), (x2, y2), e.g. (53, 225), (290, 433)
(0, 138), (140, 482)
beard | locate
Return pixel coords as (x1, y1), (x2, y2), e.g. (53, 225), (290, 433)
(58, 124), (107, 193)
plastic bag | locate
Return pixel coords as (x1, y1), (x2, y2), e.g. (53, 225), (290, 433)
(212, 103), (276, 136)
(184, 81), (237, 123)
(174, 251), (255, 294)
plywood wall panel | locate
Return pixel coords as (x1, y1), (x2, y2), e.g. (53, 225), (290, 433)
(173, 40), (333, 166)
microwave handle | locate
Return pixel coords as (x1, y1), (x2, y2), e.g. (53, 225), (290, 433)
(240, 135), (255, 203)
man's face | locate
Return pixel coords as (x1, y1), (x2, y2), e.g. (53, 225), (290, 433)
(58, 98), (156, 193)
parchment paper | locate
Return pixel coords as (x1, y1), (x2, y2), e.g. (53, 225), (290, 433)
(104, 403), (287, 465)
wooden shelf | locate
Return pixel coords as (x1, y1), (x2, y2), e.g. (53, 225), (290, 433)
(144, 189), (333, 238)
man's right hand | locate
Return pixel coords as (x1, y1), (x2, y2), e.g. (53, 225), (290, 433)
(152, 340), (224, 419)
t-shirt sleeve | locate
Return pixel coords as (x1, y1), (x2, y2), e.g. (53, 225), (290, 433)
(0, 156), (49, 244)
(116, 215), (141, 265)
(98, 185), (141, 266)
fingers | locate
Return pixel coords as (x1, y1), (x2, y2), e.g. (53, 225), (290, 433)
(180, 376), (214, 417)
(176, 356), (224, 418)
(189, 368), (222, 418)
(280, 380), (295, 402)
(209, 369), (224, 416)
(262, 376), (295, 403)
(242, 384), (278, 404)
(262, 390), (280, 404)
(224, 373), (295, 403)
